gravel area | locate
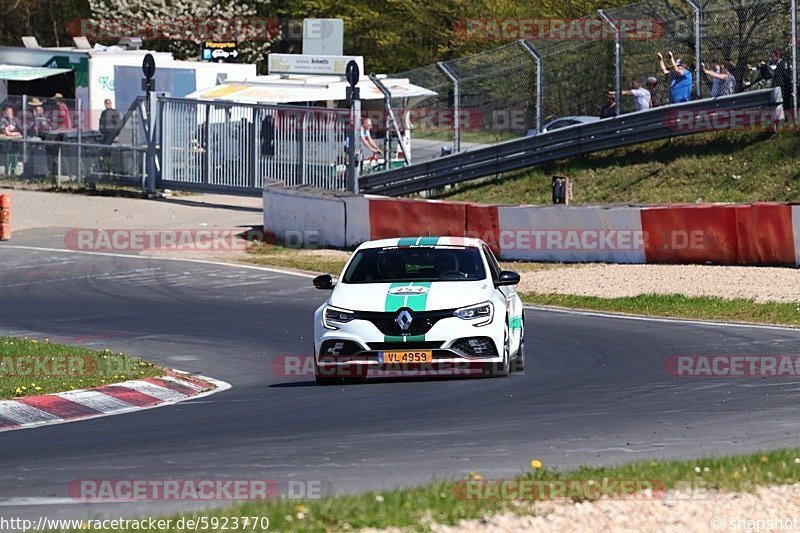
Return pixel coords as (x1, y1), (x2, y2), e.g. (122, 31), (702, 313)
(517, 263), (800, 304)
(429, 484), (800, 532)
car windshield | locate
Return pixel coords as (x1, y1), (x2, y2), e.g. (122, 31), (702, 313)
(342, 246), (486, 283)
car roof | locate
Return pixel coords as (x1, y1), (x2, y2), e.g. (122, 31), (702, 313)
(356, 236), (487, 250)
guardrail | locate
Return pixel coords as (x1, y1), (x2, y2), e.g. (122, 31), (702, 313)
(359, 89), (783, 197)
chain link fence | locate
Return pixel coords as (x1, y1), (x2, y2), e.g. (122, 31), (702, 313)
(388, 0), (799, 160)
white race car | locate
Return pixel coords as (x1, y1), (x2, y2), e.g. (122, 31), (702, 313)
(312, 237), (525, 384)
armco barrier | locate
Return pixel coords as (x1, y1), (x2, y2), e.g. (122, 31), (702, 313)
(263, 186), (800, 266)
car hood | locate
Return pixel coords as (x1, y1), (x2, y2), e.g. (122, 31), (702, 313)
(330, 280), (493, 312)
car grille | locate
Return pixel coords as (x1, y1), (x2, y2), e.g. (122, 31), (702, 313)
(367, 341), (444, 350)
(450, 337), (499, 358)
(355, 308), (456, 336)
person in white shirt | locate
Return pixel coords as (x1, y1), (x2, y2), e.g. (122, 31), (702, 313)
(613, 77), (652, 112)
(360, 118), (381, 157)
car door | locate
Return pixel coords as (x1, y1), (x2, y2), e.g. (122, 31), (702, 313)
(482, 245), (523, 355)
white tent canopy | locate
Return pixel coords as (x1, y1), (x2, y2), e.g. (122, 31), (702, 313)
(185, 74), (437, 106)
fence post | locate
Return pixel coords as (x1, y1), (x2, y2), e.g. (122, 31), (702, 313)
(598, 10), (622, 115)
(437, 61), (461, 152)
(792, 0), (798, 114)
(519, 40), (543, 134)
(77, 98), (82, 183)
(144, 92), (157, 195)
(685, 0), (702, 99)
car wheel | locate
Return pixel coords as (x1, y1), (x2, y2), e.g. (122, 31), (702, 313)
(482, 321), (510, 378)
(512, 318), (525, 373)
(314, 350), (339, 386)
(344, 364), (369, 384)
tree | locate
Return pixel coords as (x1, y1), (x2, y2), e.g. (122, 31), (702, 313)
(87, 0), (275, 68)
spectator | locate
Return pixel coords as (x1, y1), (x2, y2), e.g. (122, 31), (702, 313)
(657, 51), (693, 103)
(360, 117), (381, 157)
(600, 93), (617, 118)
(27, 98), (52, 137)
(0, 105), (21, 137)
(702, 61), (736, 97)
(53, 93), (72, 130)
(756, 49), (792, 109)
(613, 77), (651, 112)
(99, 99), (122, 144)
(646, 76), (666, 107)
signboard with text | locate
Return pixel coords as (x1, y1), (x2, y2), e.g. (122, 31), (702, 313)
(202, 41), (239, 62)
(267, 54), (363, 76)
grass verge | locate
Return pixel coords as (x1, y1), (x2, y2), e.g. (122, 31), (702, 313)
(522, 293), (800, 327)
(0, 336), (163, 400)
(54, 448), (800, 531)
(435, 129), (800, 205)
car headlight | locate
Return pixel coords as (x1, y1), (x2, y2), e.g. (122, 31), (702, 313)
(454, 302), (493, 326)
(323, 305), (355, 329)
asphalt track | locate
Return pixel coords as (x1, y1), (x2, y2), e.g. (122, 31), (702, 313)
(1, 230), (800, 521)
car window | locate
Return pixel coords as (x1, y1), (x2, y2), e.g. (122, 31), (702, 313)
(342, 246), (486, 283)
(482, 245), (501, 282)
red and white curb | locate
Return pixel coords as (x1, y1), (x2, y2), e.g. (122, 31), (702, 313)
(0, 371), (230, 432)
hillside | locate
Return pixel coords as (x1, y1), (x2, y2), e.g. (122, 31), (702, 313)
(436, 130), (800, 205)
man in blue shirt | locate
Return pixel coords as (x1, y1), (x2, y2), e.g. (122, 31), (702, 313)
(657, 51), (693, 103)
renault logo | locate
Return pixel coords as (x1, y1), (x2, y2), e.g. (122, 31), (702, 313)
(396, 309), (413, 331)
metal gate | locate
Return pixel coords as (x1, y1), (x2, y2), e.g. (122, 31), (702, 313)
(160, 97), (349, 194)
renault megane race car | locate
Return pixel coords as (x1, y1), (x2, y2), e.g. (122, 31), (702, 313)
(312, 237), (525, 384)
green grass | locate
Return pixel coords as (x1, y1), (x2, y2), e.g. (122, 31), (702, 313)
(0, 336), (162, 399)
(437, 129), (800, 205)
(54, 447), (800, 531)
(521, 293), (800, 327)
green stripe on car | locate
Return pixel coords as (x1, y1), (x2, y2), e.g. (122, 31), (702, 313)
(509, 316), (523, 331)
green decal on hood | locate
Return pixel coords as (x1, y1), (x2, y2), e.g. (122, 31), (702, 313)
(384, 281), (433, 343)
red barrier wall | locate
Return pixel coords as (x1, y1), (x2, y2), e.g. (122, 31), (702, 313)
(641, 205), (739, 264)
(734, 204), (796, 265)
(642, 203), (796, 265)
(465, 203), (500, 253)
(368, 198), (468, 240)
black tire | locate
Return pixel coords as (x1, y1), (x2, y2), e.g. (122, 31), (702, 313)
(314, 350), (340, 386)
(482, 322), (510, 378)
(512, 318), (525, 373)
(343, 364), (369, 384)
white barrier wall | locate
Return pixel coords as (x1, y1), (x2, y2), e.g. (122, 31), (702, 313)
(263, 187), (346, 248)
(497, 205), (646, 263)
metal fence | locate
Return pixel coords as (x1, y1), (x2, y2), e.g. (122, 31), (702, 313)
(388, 0), (799, 158)
(0, 94), (147, 186)
(159, 98), (349, 193)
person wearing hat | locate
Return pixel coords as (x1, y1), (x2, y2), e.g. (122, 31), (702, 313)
(53, 93), (72, 130)
(27, 98), (52, 137)
(657, 51), (693, 103)
(645, 76), (665, 107)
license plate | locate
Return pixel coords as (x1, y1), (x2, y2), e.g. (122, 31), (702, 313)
(379, 350), (433, 364)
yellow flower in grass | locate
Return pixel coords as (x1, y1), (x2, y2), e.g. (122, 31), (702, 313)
(468, 471), (483, 481)
(295, 504), (307, 513)
(761, 456), (769, 463)
(34, 386), (41, 391)
(531, 459), (543, 469)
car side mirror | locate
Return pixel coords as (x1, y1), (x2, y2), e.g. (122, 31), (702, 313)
(496, 270), (520, 287)
(313, 274), (336, 290)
